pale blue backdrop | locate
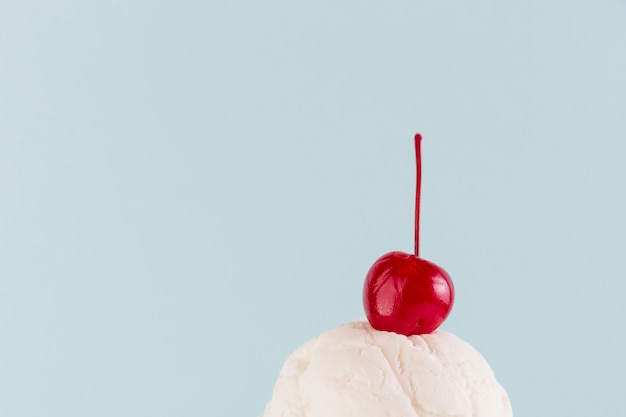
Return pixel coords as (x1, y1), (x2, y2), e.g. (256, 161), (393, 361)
(1, 1), (625, 416)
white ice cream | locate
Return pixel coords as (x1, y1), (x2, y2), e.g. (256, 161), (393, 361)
(262, 321), (512, 417)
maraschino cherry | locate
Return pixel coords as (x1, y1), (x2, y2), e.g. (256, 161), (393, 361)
(363, 134), (454, 336)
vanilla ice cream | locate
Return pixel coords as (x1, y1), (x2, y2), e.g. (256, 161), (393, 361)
(262, 321), (512, 417)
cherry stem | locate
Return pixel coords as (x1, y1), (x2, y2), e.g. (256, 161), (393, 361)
(414, 133), (422, 257)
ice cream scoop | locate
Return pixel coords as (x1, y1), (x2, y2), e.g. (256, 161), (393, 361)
(262, 321), (512, 417)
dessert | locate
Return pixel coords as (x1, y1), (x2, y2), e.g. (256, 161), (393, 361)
(261, 321), (512, 417)
(261, 135), (513, 417)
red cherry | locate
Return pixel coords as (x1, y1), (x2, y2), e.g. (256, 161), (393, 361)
(363, 134), (455, 335)
(363, 251), (454, 335)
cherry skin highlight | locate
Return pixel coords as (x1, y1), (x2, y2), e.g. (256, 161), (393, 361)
(363, 251), (454, 335)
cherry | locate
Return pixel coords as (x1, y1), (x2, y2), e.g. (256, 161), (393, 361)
(363, 134), (454, 336)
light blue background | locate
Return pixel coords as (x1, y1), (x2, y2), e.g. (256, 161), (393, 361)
(1, 1), (625, 416)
